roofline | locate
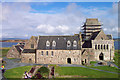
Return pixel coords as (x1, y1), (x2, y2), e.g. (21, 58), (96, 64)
(38, 35), (78, 37)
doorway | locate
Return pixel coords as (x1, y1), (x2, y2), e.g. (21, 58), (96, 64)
(99, 53), (104, 60)
(67, 58), (71, 64)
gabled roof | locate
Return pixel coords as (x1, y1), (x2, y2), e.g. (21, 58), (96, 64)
(90, 31), (100, 40)
(82, 40), (92, 48)
(15, 45), (24, 53)
(37, 35), (81, 50)
(90, 30), (110, 40)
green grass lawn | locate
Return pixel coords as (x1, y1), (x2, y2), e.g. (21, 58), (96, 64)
(0, 47), (10, 57)
(4, 66), (32, 79)
(114, 50), (120, 67)
(55, 67), (118, 78)
(89, 66), (120, 73)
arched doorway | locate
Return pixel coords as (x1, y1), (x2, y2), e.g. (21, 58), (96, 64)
(99, 53), (104, 60)
(67, 58), (71, 64)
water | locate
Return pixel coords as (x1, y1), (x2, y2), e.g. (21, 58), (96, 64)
(114, 40), (120, 50)
(0, 42), (18, 48)
(0, 41), (120, 50)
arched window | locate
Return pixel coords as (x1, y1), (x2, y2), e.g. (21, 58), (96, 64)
(104, 45), (105, 49)
(52, 40), (56, 47)
(107, 45), (109, 50)
(46, 51), (48, 56)
(73, 40), (77, 47)
(101, 45), (103, 49)
(46, 40), (50, 47)
(95, 45), (97, 49)
(51, 51), (54, 56)
(98, 45), (100, 50)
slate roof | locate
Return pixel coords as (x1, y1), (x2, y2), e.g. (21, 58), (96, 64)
(15, 45), (24, 54)
(90, 31), (100, 40)
(106, 35), (112, 40)
(37, 35), (81, 50)
(82, 40), (92, 48)
(22, 49), (36, 53)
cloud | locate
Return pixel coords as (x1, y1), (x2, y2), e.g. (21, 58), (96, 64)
(1, 2), (118, 38)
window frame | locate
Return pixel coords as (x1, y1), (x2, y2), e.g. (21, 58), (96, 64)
(46, 40), (50, 47)
(73, 40), (77, 47)
(67, 40), (71, 47)
(31, 44), (34, 48)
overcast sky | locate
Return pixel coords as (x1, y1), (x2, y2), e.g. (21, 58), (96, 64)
(0, 2), (118, 39)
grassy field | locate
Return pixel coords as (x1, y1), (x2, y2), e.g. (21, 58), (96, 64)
(89, 66), (120, 73)
(0, 47), (10, 57)
(4, 66), (32, 79)
(114, 50), (120, 67)
(55, 67), (118, 78)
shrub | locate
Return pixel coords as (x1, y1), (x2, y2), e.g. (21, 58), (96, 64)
(37, 67), (49, 78)
(38, 67), (49, 73)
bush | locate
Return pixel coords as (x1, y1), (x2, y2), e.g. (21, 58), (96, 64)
(38, 67), (49, 73)
(37, 67), (49, 78)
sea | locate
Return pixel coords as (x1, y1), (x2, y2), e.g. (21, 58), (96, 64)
(0, 41), (120, 50)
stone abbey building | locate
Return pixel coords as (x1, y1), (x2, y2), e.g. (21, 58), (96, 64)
(7, 18), (115, 65)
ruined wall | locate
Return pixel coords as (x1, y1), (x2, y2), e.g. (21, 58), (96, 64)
(7, 46), (20, 58)
(21, 53), (35, 63)
(36, 50), (81, 64)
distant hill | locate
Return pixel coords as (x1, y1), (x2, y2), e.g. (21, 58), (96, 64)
(113, 38), (120, 41)
(0, 38), (28, 43)
(0, 38), (28, 40)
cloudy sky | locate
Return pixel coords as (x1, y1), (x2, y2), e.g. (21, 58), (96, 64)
(0, 2), (118, 39)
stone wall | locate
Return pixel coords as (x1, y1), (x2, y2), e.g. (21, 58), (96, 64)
(24, 36), (38, 49)
(21, 53), (35, 63)
(92, 40), (114, 61)
(81, 48), (95, 64)
(7, 45), (20, 58)
(95, 30), (109, 40)
(36, 50), (81, 64)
